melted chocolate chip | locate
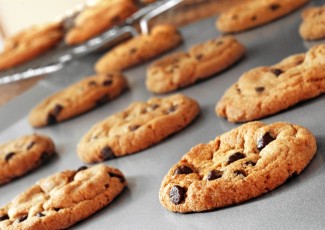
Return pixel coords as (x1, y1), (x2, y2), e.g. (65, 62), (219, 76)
(216, 40), (224, 46)
(195, 54), (203, 60)
(207, 170), (223, 180)
(174, 166), (193, 175)
(53, 104), (63, 116)
(0, 214), (9, 221)
(77, 166), (88, 172)
(103, 79), (113, 86)
(169, 185), (186, 205)
(40, 152), (50, 164)
(18, 215), (28, 223)
(269, 3), (280, 11)
(108, 172), (125, 183)
(101, 146), (115, 160)
(5, 152), (15, 161)
(251, 16), (257, 21)
(245, 161), (256, 166)
(271, 68), (283, 77)
(36, 212), (45, 218)
(129, 124), (140, 131)
(234, 170), (246, 177)
(47, 114), (57, 125)
(96, 95), (110, 106)
(257, 132), (275, 150)
(26, 141), (35, 150)
(227, 152), (245, 164)
(232, 15), (238, 20)
(129, 48), (137, 54)
(255, 86), (265, 93)
(88, 81), (97, 86)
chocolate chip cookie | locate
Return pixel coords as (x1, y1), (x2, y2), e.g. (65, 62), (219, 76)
(65, 0), (138, 45)
(0, 22), (63, 71)
(216, 44), (325, 123)
(159, 121), (317, 213)
(95, 24), (183, 73)
(28, 72), (128, 127)
(0, 164), (126, 229)
(0, 134), (55, 185)
(77, 93), (200, 163)
(146, 36), (245, 93)
(216, 0), (309, 33)
(299, 5), (325, 41)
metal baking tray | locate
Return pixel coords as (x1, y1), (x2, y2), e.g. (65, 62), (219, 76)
(1, 0), (324, 229)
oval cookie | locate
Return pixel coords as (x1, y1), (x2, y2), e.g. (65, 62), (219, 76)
(299, 5), (325, 41)
(0, 164), (126, 229)
(159, 121), (317, 213)
(28, 72), (128, 127)
(0, 134), (55, 185)
(77, 93), (200, 163)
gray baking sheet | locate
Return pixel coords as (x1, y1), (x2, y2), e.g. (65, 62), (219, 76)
(1, 1), (325, 229)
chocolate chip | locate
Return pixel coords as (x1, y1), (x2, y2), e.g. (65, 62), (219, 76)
(129, 48), (137, 54)
(53, 104), (63, 116)
(234, 170), (246, 177)
(26, 141), (35, 150)
(257, 132), (275, 150)
(40, 152), (50, 164)
(227, 152), (245, 164)
(195, 54), (203, 60)
(251, 16), (257, 21)
(232, 15), (238, 20)
(149, 104), (159, 111)
(96, 95), (110, 106)
(245, 161), (256, 166)
(271, 68), (283, 77)
(108, 172), (125, 183)
(18, 215), (28, 223)
(77, 166), (88, 172)
(216, 40), (224, 46)
(105, 184), (110, 188)
(0, 214), (9, 221)
(207, 170), (223, 180)
(167, 105), (178, 114)
(169, 185), (186, 205)
(47, 114), (57, 125)
(5, 152), (15, 161)
(54, 208), (61, 212)
(174, 166), (193, 175)
(269, 4), (280, 11)
(129, 124), (140, 131)
(36, 212), (45, 218)
(101, 146), (115, 160)
(103, 79), (112, 86)
(255, 86), (265, 93)
(88, 81), (97, 86)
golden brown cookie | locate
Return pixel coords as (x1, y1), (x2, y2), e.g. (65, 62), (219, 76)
(0, 164), (126, 229)
(0, 22), (63, 71)
(146, 36), (245, 93)
(216, 44), (325, 123)
(159, 121), (317, 213)
(77, 93), (200, 163)
(28, 72), (128, 127)
(216, 0), (309, 33)
(299, 5), (325, 41)
(65, 0), (138, 45)
(95, 24), (183, 73)
(0, 134), (55, 185)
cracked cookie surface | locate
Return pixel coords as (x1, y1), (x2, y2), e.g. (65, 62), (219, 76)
(159, 121), (317, 213)
(216, 0), (309, 33)
(146, 36), (245, 93)
(77, 94), (200, 163)
(0, 134), (55, 185)
(300, 5), (325, 41)
(29, 72), (128, 127)
(0, 164), (126, 229)
(95, 24), (183, 73)
(216, 44), (325, 123)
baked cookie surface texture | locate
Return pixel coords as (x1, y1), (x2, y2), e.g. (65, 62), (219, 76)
(146, 36), (245, 93)
(0, 164), (126, 229)
(77, 94), (200, 163)
(300, 5), (325, 40)
(29, 72), (128, 127)
(95, 24), (183, 73)
(216, 0), (309, 33)
(159, 121), (317, 213)
(216, 44), (325, 123)
(0, 134), (55, 185)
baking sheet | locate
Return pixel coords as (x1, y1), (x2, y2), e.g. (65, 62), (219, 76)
(1, 1), (325, 229)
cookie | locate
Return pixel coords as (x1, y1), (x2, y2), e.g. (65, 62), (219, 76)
(159, 121), (317, 213)
(95, 24), (183, 73)
(0, 134), (55, 185)
(146, 36), (245, 93)
(299, 5), (325, 41)
(28, 72), (128, 127)
(0, 164), (126, 229)
(216, 44), (325, 123)
(0, 22), (63, 71)
(77, 93), (200, 163)
(65, 0), (138, 45)
(216, 0), (309, 33)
